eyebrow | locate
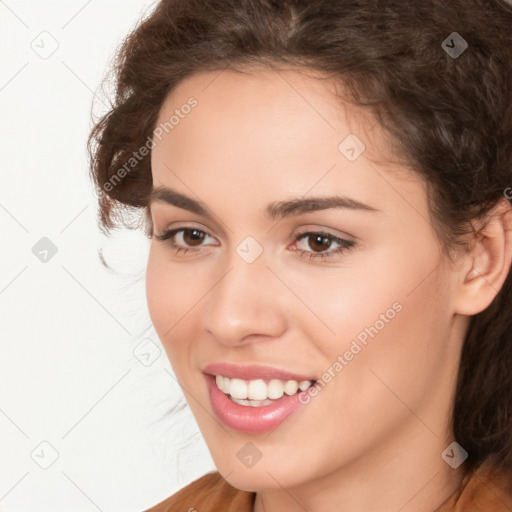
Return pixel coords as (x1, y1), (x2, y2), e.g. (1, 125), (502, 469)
(149, 186), (380, 220)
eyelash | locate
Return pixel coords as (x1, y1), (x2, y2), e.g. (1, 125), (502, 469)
(154, 227), (355, 261)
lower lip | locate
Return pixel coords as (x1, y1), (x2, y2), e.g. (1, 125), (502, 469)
(205, 374), (311, 433)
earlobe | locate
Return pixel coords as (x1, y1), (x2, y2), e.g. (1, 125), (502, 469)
(454, 198), (512, 316)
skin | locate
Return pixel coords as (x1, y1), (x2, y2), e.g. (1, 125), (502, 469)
(145, 65), (512, 512)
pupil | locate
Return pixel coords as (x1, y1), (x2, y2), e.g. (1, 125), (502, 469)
(185, 229), (204, 245)
(311, 234), (330, 252)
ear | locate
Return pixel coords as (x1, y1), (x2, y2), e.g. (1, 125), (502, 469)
(454, 198), (512, 316)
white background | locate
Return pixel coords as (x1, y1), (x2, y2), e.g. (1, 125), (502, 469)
(0, 1), (215, 510)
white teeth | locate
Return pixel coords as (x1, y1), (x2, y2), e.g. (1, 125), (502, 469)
(231, 397), (273, 407)
(229, 378), (248, 399)
(284, 380), (299, 395)
(215, 375), (314, 401)
(298, 380), (312, 391)
(247, 379), (267, 400)
(267, 379), (284, 399)
(215, 375), (223, 391)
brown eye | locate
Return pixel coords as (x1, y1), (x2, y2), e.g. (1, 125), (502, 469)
(307, 234), (332, 253)
(294, 231), (355, 261)
(182, 229), (206, 247)
(154, 227), (218, 255)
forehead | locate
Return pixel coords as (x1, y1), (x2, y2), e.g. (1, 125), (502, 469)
(150, 66), (423, 218)
(155, 69), (338, 161)
(159, 65), (344, 123)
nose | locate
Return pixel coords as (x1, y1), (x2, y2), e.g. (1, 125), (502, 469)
(202, 251), (288, 346)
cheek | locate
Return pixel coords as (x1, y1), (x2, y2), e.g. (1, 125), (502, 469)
(145, 247), (208, 367)
(323, 265), (451, 431)
(285, 256), (411, 353)
(145, 248), (188, 352)
(145, 249), (168, 333)
(300, 242), (449, 395)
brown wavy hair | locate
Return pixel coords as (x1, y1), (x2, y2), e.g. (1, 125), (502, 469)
(87, 0), (512, 474)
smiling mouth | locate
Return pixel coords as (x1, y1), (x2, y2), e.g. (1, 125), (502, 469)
(214, 374), (316, 407)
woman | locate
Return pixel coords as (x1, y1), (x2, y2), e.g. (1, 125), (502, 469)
(87, 0), (512, 510)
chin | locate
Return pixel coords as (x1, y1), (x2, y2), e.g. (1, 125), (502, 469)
(214, 455), (307, 492)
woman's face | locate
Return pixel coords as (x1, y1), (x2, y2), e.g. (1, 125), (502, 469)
(146, 67), (466, 491)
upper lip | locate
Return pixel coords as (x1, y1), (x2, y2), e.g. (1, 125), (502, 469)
(203, 363), (317, 382)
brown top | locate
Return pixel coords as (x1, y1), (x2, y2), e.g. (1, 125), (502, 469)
(146, 457), (512, 512)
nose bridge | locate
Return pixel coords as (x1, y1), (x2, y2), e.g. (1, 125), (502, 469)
(202, 240), (287, 344)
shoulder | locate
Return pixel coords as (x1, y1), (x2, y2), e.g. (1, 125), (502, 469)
(437, 456), (512, 512)
(145, 471), (255, 512)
